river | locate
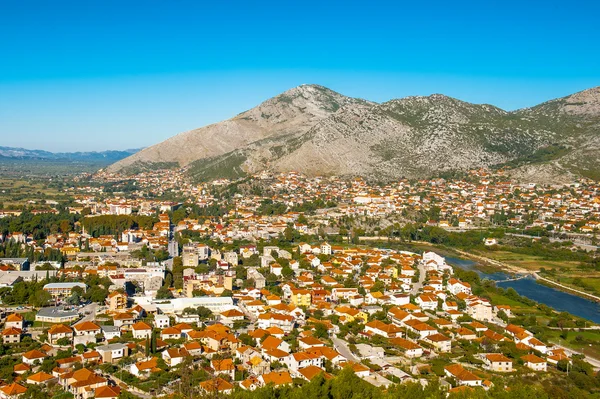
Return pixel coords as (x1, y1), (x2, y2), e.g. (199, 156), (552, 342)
(446, 257), (600, 323)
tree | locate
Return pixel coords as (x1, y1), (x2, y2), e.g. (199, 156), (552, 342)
(156, 286), (174, 299)
(314, 323), (329, 339)
(197, 306), (213, 320)
(67, 290), (81, 305)
(85, 285), (109, 303)
(150, 330), (157, 353)
(282, 265), (294, 279)
(266, 273), (278, 284)
(30, 289), (52, 307)
(370, 281), (385, 293)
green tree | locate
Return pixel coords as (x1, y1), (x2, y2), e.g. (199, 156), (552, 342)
(314, 323), (329, 339)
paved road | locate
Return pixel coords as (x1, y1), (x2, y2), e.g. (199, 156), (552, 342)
(76, 303), (98, 324)
(332, 336), (359, 362)
(410, 261), (427, 295)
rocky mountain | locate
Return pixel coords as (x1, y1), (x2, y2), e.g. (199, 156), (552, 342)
(108, 85), (370, 174)
(107, 84), (600, 181)
(0, 146), (140, 164)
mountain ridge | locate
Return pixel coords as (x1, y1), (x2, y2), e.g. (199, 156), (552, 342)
(0, 146), (141, 163)
(107, 84), (600, 181)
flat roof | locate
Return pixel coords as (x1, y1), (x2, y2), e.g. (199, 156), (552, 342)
(37, 307), (79, 318)
(43, 282), (87, 289)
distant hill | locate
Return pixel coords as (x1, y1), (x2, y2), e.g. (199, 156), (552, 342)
(107, 84), (600, 182)
(0, 147), (141, 164)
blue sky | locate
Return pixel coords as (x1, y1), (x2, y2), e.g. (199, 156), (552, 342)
(1, 0), (599, 152)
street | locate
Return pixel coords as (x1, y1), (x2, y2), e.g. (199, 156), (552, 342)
(332, 336), (359, 362)
(77, 302), (98, 324)
(410, 261), (426, 295)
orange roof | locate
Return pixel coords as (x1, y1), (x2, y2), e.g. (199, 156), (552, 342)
(298, 365), (329, 381)
(48, 324), (73, 334)
(27, 371), (55, 383)
(199, 378), (233, 392)
(0, 382), (27, 396)
(485, 353), (512, 363)
(174, 322), (195, 331)
(13, 364), (31, 372)
(183, 341), (202, 351)
(444, 364), (481, 382)
(248, 329), (269, 339)
(186, 330), (204, 339)
(2, 327), (22, 336)
(113, 312), (135, 320)
(339, 361), (370, 373)
(6, 313), (23, 322)
(95, 385), (121, 398)
(132, 321), (152, 331)
(161, 327), (181, 335)
(220, 309), (244, 318)
(74, 321), (101, 332)
(389, 337), (421, 350)
(521, 354), (546, 364)
(266, 326), (285, 335)
(23, 349), (47, 360)
(83, 351), (100, 359)
(261, 371), (293, 386)
(211, 358), (234, 371)
(65, 368), (107, 388)
(261, 336), (284, 351)
(135, 357), (159, 371)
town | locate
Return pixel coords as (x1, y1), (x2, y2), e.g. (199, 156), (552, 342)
(0, 168), (599, 399)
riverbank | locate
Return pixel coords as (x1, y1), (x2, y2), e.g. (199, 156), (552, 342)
(362, 238), (600, 306)
(452, 248), (532, 276)
(533, 272), (600, 303)
(454, 248), (600, 303)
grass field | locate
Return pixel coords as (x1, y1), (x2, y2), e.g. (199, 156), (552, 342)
(485, 292), (534, 309)
(0, 177), (66, 206)
(478, 250), (582, 271)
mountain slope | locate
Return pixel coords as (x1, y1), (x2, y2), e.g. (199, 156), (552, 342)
(108, 85), (600, 181)
(107, 85), (371, 173)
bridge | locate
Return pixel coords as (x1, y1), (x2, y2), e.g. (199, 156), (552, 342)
(493, 275), (529, 283)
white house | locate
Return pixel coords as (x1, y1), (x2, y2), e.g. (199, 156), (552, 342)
(154, 315), (170, 329)
(521, 354), (547, 372)
(131, 322), (153, 339)
(444, 364), (482, 386)
(447, 279), (472, 295)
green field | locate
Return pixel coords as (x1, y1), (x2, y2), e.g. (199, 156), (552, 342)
(479, 250), (581, 270)
(0, 177), (65, 206)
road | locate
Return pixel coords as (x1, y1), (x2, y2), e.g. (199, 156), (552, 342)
(77, 302), (98, 324)
(332, 336), (359, 362)
(410, 261), (427, 295)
